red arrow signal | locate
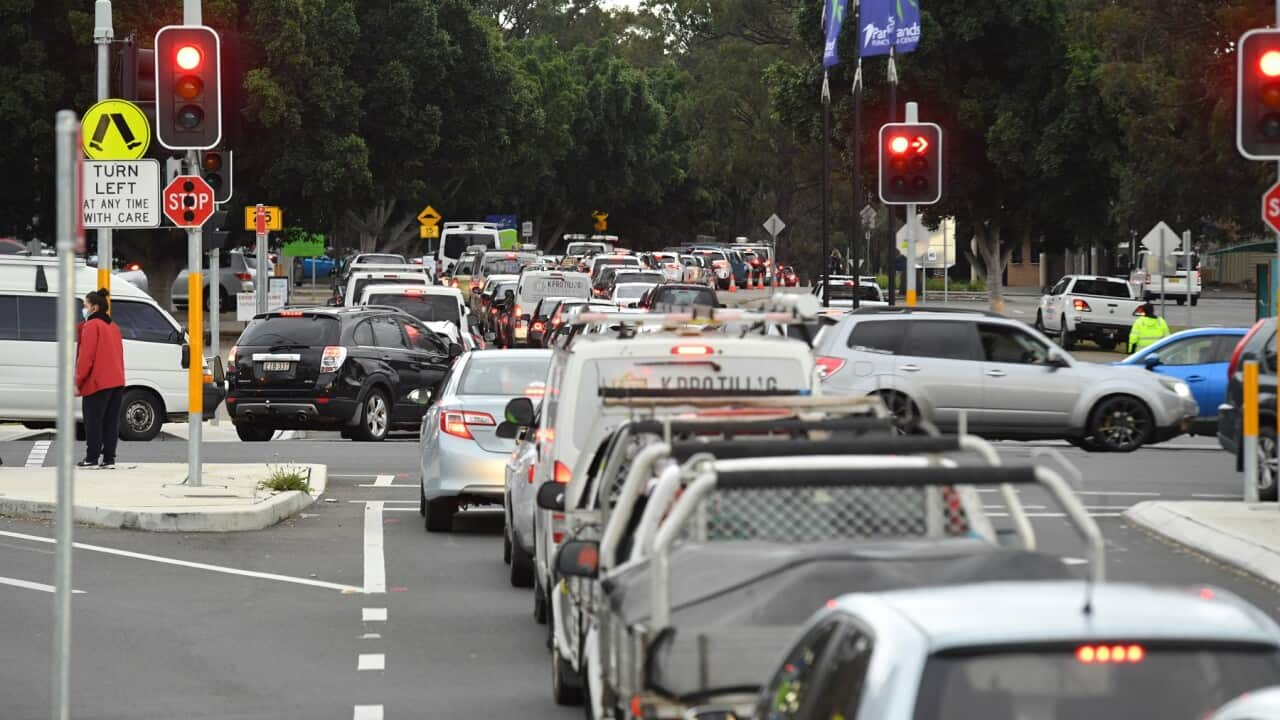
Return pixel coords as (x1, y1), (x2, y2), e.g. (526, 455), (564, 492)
(911, 136), (929, 154)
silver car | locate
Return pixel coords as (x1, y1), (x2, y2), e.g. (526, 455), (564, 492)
(812, 308), (1198, 451)
(503, 432), (539, 587)
(172, 249), (262, 310)
(419, 348), (552, 532)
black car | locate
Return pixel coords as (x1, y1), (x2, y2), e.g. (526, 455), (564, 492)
(227, 307), (460, 442)
(1218, 317), (1277, 499)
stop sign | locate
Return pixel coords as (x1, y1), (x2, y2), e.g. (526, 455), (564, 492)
(1264, 180), (1280, 236)
(163, 175), (216, 228)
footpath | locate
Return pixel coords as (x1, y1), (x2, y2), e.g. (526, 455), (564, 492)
(1127, 501), (1280, 587)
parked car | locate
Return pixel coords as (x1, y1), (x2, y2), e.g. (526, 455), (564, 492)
(295, 254), (337, 282)
(1037, 274), (1144, 352)
(226, 306), (460, 442)
(814, 307), (1198, 451)
(87, 255), (149, 293)
(1114, 327), (1247, 436)
(172, 248), (262, 311)
(812, 276), (887, 308)
(419, 349), (552, 531)
(1217, 318), (1278, 499)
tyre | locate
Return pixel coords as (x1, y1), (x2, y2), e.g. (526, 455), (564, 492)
(1257, 429), (1278, 502)
(534, 576), (549, 624)
(420, 483), (427, 517)
(874, 391), (919, 434)
(1087, 395), (1153, 453)
(424, 497), (455, 532)
(1033, 311), (1045, 333)
(1175, 296), (1185, 306)
(1067, 436), (1106, 452)
(235, 423), (275, 442)
(1191, 295), (1199, 307)
(551, 630), (584, 706)
(353, 388), (390, 441)
(1097, 338), (1118, 353)
(119, 388), (164, 441)
(510, 537), (535, 588)
(503, 526), (513, 565)
(1059, 326), (1074, 351)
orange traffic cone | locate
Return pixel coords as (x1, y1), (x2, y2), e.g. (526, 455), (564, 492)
(728, 273), (737, 293)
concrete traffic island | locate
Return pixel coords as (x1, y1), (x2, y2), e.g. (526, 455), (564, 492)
(1126, 501), (1280, 585)
(0, 462), (326, 532)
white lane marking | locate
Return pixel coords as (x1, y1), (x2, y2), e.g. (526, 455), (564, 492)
(364, 502), (386, 594)
(362, 607), (387, 622)
(1062, 557), (1089, 565)
(0, 530), (360, 593)
(0, 575), (85, 594)
(373, 474), (394, 487)
(383, 507), (419, 512)
(359, 633), (382, 640)
(358, 483), (418, 488)
(985, 512), (1124, 519)
(1191, 493), (1240, 500)
(353, 705), (384, 720)
(25, 440), (51, 468)
(357, 653), (385, 671)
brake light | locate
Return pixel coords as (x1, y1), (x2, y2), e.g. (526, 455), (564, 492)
(235, 272), (252, 281)
(554, 461), (571, 484)
(815, 356), (846, 379)
(1073, 298), (1092, 312)
(515, 305), (523, 318)
(404, 289), (424, 296)
(227, 345), (237, 364)
(532, 321), (545, 333)
(320, 346), (347, 372)
(527, 465), (535, 484)
(1076, 644), (1144, 664)
(535, 428), (555, 442)
(671, 344), (713, 356)
(126, 263), (141, 271)
(1228, 320), (1266, 379)
(441, 410), (496, 440)
(280, 310), (303, 317)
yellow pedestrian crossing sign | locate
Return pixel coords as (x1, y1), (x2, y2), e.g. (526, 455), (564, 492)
(82, 99), (151, 160)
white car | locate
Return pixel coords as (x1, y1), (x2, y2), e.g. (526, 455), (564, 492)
(342, 267), (430, 306)
(503, 424), (541, 587)
(358, 284), (475, 349)
(610, 282), (657, 308)
(1037, 274), (1144, 352)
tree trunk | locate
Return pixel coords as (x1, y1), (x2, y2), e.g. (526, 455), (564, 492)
(975, 224), (1012, 315)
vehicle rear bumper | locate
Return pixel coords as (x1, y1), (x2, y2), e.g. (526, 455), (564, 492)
(227, 396), (358, 428)
(202, 383), (226, 421)
(1071, 320), (1131, 338)
(424, 442), (507, 502)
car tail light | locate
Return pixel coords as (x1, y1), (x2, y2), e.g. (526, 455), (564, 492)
(554, 461), (571, 484)
(404, 288), (424, 296)
(815, 356), (846, 379)
(535, 428), (555, 443)
(515, 305), (523, 318)
(235, 272), (252, 281)
(227, 345), (237, 364)
(671, 344), (713, 356)
(126, 263), (141, 271)
(527, 465), (535, 484)
(320, 346), (347, 372)
(441, 410), (495, 440)
(1132, 306), (1146, 317)
(280, 310), (304, 317)
(1073, 298), (1092, 312)
(1076, 644), (1144, 664)
(1228, 320), (1266, 378)
(532, 321), (545, 333)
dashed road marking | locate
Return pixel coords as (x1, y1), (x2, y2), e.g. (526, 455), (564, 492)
(359, 633), (382, 640)
(25, 440), (51, 468)
(364, 502), (386, 594)
(357, 653), (385, 671)
(353, 705), (384, 720)
(0, 575), (85, 594)
(362, 607), (387, 622)
(373, 474), (394, 487)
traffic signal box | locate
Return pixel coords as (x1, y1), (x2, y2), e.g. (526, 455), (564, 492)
(878, 122), (942, 205)
(155, 25), (222, 150)
(1238, 29), (1280, 160)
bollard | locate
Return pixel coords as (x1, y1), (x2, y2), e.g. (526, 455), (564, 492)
(1244, 360), (1260, 503)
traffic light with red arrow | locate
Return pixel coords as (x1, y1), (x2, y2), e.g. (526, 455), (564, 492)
(878, 122), (942, 205)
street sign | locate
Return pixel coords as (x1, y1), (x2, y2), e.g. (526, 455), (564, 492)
(162, 175), (215, 227)
(762, 213), (786, 238)
(1263, 181), (1280, 235)
(419, 224), (439, 239)
(593, 211), (608, 232)
(1138, 221), (1180, 253)
(82, 160), (161, 228)
(81, 99), (151, 160)
(236, 291), (285, 321)
(522, 221), (534, 238)
(860, 204), (877, 228)
(418, 205), (442, 227)
(243, 205), (283, 231)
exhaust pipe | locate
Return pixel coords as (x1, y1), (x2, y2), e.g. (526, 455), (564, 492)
(296, 412), (308, 423)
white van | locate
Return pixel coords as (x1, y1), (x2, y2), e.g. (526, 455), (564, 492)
(438, 222), (501, 276)
(341, 268), (430, 306)
(512, 271), (591, 346)
(0, 255), (217, 441)
(528, 326), (820, 620)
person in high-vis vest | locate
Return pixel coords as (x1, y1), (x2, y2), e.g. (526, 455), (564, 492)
(1128, 302), (1170, 354)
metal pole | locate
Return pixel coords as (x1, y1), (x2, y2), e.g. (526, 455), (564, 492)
(821, 72), (831, 308)
(183, 0), (200, 24)
(1159, 225), (1167, 319)
(851, 57), (863, 310)
(94, 0), (113, 299)
(943, 218), (949, 302)
(186, 150), (202, 486)
(1183, 229), (1193, 327)
(53, 108), (79, 720)
(905, 102), (919, 307)
(209, 246), (219, 426)
(255, 230), (268, 313)
(1244, 361), (1260, 502)
(885, 49), (898, 306)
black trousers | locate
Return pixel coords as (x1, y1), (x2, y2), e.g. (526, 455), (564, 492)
(83, 386), (123, 464)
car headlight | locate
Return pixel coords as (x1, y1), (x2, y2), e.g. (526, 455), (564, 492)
(1158, 376), (1193, 400)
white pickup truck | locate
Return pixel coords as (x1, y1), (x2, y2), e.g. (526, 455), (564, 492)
(1134, 249), (1201, 306)
(1037, 274), (1144, 351)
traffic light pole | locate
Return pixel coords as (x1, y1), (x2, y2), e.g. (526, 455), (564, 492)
(884, 49), (898, 306)
(904, 102), (918, 306)
(94, 0), (113, 298)
(186, 149), (203, 487)
(851, 59), (862, 310)
(209, 246), (220, 425)
(821, 73), (831, 309)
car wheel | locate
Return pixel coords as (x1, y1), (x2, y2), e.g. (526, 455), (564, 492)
(354, 388), (389, 441)
(511, 537), (535, 588)
(1059, 326), (1074, 351)
(1190, 295), (1199, 307)
(1097, 338), (1118, 352)
(534, 576), (549, 624)
(551, 632), (584, 706)
(1175, 296), (1185, 306)
(1067, 436), (1106, 452)
(1257, 429), (1278, 502)
(119, 388), (163, 441)
(874, 391), (919, 434)
(424, 497), (455, 532)
(420, 483), (427, 517)
(503, 526), (513, 565)
(1033, 311), (1045, 332)
(1087, 395), (1153, 453)
(235, 424), (275, 442)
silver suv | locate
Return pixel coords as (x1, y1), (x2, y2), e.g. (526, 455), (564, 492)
(813, 308), (1198, 451)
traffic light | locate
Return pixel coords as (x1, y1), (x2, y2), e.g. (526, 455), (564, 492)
(201, 149), (233, 203)
(202, 209), (229, 252)
(154, 25), (221, 150)
(119, 41), (154, 104)
(878, 122), (943, 205)
(1238, 29), (1280, 159)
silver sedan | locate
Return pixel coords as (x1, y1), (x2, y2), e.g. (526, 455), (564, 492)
(419, 348), (551, 533)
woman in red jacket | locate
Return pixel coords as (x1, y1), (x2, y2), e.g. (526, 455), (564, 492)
(76, 288), (126, 469)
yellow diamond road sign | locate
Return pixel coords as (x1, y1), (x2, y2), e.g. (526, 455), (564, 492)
(417, 205), (441, 226)
(82, 99), (151, 160)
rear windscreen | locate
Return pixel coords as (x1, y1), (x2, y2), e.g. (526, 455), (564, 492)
(1072, 280), (1130, 298)
(459, 356), (551, 395)
(827, 285), (882, 301)
(444, 233), (498, 259)
(352, 277), (426, 300)
(239, 316), (340, 347)
(652, 287), (717, 308)
(365, 294), (459, 325)
(912, 645), (1280, 720)
(482, 255), (535, 275)
(613, 272), (664, 285)
(614, 285), (650, 299)
(358, 254), (405, 265)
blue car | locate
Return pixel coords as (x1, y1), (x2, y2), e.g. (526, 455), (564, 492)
(1113, 327), (1248, 436)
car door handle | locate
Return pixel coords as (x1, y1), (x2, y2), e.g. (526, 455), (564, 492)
(899, 364), (921, 372)
(1186, 375), (1205, 382)
(985, 370), (1007, 378)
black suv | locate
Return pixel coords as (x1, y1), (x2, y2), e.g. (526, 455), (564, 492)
(1218, 318), (1277, 499)
(227, 307), (461, 442)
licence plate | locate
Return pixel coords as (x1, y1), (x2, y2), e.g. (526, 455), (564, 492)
(516, 328), (528, 339)
(263, 362), (292, 372)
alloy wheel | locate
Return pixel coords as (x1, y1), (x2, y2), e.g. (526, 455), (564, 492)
(366, 394), (388, 437)
(1093, 398), (1150, 452)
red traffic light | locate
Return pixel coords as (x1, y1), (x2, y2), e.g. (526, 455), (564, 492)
(879, 121), (942, 205)
(176, 45), (202, 71)
(1262, 50), (1280, 78)
(889, 135), (909, 154)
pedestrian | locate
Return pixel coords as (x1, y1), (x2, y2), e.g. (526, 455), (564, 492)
(76, 288), (125, 469)
(828, 249), (844, 275)
(1127, 301), (1171, 354)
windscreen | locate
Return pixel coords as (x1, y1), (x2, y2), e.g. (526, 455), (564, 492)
(365, 293), (459, 325)
(481, 254), (535, 275)
(239, 315), (340, 347)
(459, 356), (551, 396)
(443, 233), (498, 259)
(614, 285), (651, 299)
(827, 284), (882, 301)
(911, 644), (1280, 720)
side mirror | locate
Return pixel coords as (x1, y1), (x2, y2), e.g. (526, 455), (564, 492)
(1048, 352), (1071, 369)
(448, 342), (463, 359)
(407, 388), (433, 405)
(556, 540), (599, 579)
(212, 355), (225, 384)
(181, 343), (191, 370)
(496, 421), (519, 440)
(326, 297), (341, 307)
(1143, 354), (1161, 369)
(682, 707), (740, 720)
(1041, 285), (1051, 295)
(505, 396), (535, 426)
(536, 481), (565, 511)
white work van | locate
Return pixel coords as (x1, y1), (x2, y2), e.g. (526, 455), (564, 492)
(511, 271), (592, 346)
(1134, 249), (1201, 306)
(0, 255), (216, 440)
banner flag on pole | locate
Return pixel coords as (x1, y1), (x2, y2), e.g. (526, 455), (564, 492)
(860, 0), (921, 57)
(823, 0), (849, 67)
